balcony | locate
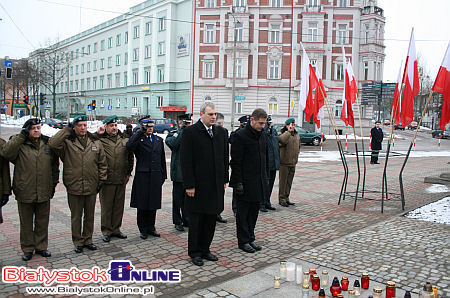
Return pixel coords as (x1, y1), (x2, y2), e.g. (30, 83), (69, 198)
(362, 6), (384, 17)
(305, 5), (322, 13)
(231, 5), (246, 13)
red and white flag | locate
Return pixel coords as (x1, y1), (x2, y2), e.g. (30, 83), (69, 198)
(432, 41), (450, 130)
(400, 28), (420, 127)
(314, 71), (326, 128)
(392, 60), (403, 126)
(345, 60), (358, 104)
(299, 43), (319, 122)
(340, 46), (355, 127)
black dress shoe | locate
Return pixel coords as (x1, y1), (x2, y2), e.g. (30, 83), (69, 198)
(149, 230), (160, 237)
(35, 250), (52, 257)
(202, 252), (218, 261)
(175, 224), (185, 232)
(140, 233), (148, 239)
(239, 243), (256, 253)
(74, 246), (84, 253)
(279, 202), (289, 207)
(102, 235), (110, 242)
(112, 233), (127, 239)
(259, 207), (268, 212)
(191, 256), (204, 266)
(249, 241), (262, 251)
(216, 215), (227, 223)
(266, 205), (276, 210)
(22, 253), (33, 261)
(287, 201), (295, 206)
(84, 244), (97, 251)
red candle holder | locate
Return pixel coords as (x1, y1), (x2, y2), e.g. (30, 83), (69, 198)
(361, 273), (370, 290)
(330, 277), (342, 297)
(341, 276), (349, 291)
(312, 274), (320, 291)
(386, 281), (396, 298)
(309, 268), (317, 282)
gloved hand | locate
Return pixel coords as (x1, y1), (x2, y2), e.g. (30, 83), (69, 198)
(97, 183), (103, 194)
(140, 124), (148, 133)
(234, 183), (244, 196)
(20, 128), (29, 137)
(1, 195), (9, 207)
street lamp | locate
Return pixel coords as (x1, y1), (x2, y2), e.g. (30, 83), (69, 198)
(227, 12), (240, 131)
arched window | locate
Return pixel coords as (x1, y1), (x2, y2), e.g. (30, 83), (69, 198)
(204, 95), (212, 101)
(268, 97), (278, 115)
(335, 99), (342, 117)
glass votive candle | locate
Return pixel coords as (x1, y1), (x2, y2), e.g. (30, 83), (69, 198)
(280, 261), (287, 279)
(321, 270), (329, 287)
(303, 270), (310, 286)
(286, 262), (296, 282)
(274, 276), (280, 289)
(302, 283), (309, 298)
(372, 286), (383, 298)
(296, 265), (303, 284)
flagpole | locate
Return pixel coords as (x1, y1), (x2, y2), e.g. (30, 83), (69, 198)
(355, 92), (367, 201)
(351, 123), (361, 210)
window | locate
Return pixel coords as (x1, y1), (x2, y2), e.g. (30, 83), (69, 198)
(156, 96), (163, 107)
(70, 81), (73, 92)
(269, 60), (280, 79)
(108, 37), (113, 48)
(101, 99), (105, 108)
(378, 25), (384, 43)
(116, 34), (121, 46)
(145, 69), (151, 84)
(364, 24), (370, 43)
(124, 52), (128, 65)
(132, 70), (139, 85)
(108, 98), (113, 108)
(81, 63), (85, 73)
(133, 25), (140, 38)
(268, 97), (278, 114)
(205, 24), (215, 43)
(86, 78), (90, 90)
(338, 24), (347, 44)
(158, 17), (166, 31)
(336, 63), (344, 80)
(75, 65), (79, 75)
(87, 62), (91, 72)
(108, 56), (112, 68)
(116, 98), (121, 108)
(204, 61), (214, 78)
(310, 59), (317, 73)
(75, 80), (79, 91)
(93, 77), (97, 90)
(76, 49), (79, 58)
(101, 40), (105, 51)
(145, 45), (151, 58)
(375, 24), (379, 43)
(145, 22), (152, 35)
(234, 22), (243, 42)
(116, 54), (121, 66)
(80, 79), (84, 91)
(87, 45), (91, 54)
(107, 75), (112, 88)
(81, 47), (85, 56)
(133, 48), (139, 61)
(94, 42), (98, 53)
(338, 0), (348, 6)
(270, 0), (281, 7)
(100, 59), (105, 69)
(234, 0), (245, 6)
(236, 58), (243, 78)
(157, 66), (164, 83)
(364, 62), (369, 80)
(125, 31), (128, 44)
(335, 100), (342, 117)
(377, 62), (381, 81)
(307, 0), (319, 6)
(100, 76), (104, 89)
(115, 73), (120, 88)
(269, 24), (281, 43)
(93, 60), (97, 71)
(308, 22), (318, 42)
(235, 101), (242, 113)
(158, 42), (166, 55)
(133, 97), (138, 107)
(206, 0), (215, 7)
(70, 66), (74, 76)
(124, 71), (127, 86)
(204, 95), (212, 101)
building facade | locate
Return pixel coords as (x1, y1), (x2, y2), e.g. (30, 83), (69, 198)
(192, 0), (385, 131)
(29, 0), (192, 120)
(0, 58), (30, 118)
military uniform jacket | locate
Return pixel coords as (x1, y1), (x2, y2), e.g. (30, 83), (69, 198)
(278, 128), (301, 167)
(2, 134), (59, 203)
(165, 127), (185, 182)
(49, 128), (107, 195)
(0, 138), (11, 224)
(96, 131), (134, 184)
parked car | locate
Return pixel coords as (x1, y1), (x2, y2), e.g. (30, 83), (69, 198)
(273, 125), (326, 146)
(394, 124), (405, 130)
(407, 121), (418, 130)
(41, 118), (64, 129)
(383, 119), (391, 125)
(432, 129), (450, 139)
(152, 118), (177, 134)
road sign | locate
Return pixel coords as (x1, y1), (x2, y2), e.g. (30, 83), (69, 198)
(87, 105), (92, 111)
(107, 106), (112, 110)
(4, 60), (12, 67)
(46, 101), (51, 108)
(2, 105), (8, 109)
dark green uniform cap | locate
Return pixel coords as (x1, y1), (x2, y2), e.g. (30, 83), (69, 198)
(103, 115), (118, 124)
(72, 115), (87, 125)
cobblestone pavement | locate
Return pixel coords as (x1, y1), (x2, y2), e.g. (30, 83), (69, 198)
(0, 149), (449, 297)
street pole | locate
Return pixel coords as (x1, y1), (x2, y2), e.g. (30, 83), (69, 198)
(378, 80), (383, 121)
(228, 13), (238, 131)
(66, 54), (70, 123)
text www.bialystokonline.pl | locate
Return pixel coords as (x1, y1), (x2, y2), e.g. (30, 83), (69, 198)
(26, 285), (155, 296)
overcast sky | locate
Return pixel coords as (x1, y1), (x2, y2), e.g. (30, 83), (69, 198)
(0, 0), (449, 81)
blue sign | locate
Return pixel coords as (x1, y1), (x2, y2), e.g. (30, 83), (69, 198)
(4, 60), (12, 67)
(46, 101), (51, 108)
(107, 106), (112, 110)
(235, 96), (245, 101)
(2, 105), (8, 109)
(87, 106), (92, 111)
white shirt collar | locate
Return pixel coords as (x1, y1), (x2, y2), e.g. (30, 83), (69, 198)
(200, 119), (212, 130)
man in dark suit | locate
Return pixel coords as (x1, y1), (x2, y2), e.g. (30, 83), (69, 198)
(370, 120), (383, 164)
(230, 108), (269, 253)
(180, 102), (229, 266)
(126, 118), (166, 239)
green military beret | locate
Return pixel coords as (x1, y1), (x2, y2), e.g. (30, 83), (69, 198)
(285, 118), (295, 125)
(103, 115), (118, 125)
(72, 115), (87, 124)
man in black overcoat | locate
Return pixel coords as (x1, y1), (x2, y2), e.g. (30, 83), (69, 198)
(180, 102), (229, 266)
(370, 120), (384, 164)
(126, 119), (167, 239)
(230, 108), (269, 253)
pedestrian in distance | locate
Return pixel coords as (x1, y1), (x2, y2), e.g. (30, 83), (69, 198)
(370, 120), (384, 164)
(2, 118), (60, 261)
(95, 115), (134, 243)
(126, 118), (166, 240)
(165, 113), (192, 232)
(215, 112), (228, 224)
(230, 108), (269, 253)
(180, 102), (229, 266)
(260, 115), (279, 212)
(49, 115), (107, 254)
(278, 118), (301, 207)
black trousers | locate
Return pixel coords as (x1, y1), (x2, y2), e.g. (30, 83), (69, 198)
(172, 182), (188, 226)
(236, 200), (260, 246)
(232, 191), (238, 215)
(371, 150), (380, 163)
(137, 209), (157, 234)
(261, 170), (276, 208)
(188, 212), (217, 258)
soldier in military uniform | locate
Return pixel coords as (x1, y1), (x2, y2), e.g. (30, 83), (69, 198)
(2, 119), (59, 261)
(49, 115), (107, 253)
(95, 116), (134, 242)
(166, 113), (192, 232)
(0, 138), (11, 226)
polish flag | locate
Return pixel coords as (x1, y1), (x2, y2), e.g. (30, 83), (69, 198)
(299, 43), (319, 122)
(392, 60), (403, 126)
(400, 28), (420, 127)
(432, 42), (450, 130)
(345, 60), (358, 104)
(314, 71), (326, 128)
(340, 46), (355, 127)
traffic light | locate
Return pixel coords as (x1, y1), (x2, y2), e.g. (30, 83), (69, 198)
(40, 93), (46, 105)
(23, 95), (29, 104)
(92, 100), (96, 110)
(5, 67), (12, 79)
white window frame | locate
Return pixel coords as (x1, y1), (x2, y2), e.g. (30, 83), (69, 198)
(93, 61), (97, 71)
(158, 42), (166, 56)
(205, 24), (215, 43)
(268, 97), (278, 115)
(206, 0), (215, 7)
(234, 22), (243, 42)
(87, 62), (91, 72)
(308, 22), (318, 42)
(108, 98), (113, 108)
(115, 73), (120, 88)
(116, 34), (121, 46)
(133, 97), (138, 107)
(116, 54), (121, 66)
(156, 96), (163, 107)
(107, 75), (112, 88)
(364, 24), (370, 43)
(269, 59), (280, 79)
(235, 101), (243, 113)
(270, 0), (281, 7)
(93, 78), (97, 90)
(125, 31), (128, 44)
(269, 24), (281, 43)
(107, 56), (112, 68)
(116, 98), (121, 108)
(100, 59), (105, 69)
(145, 45), (152, 59)
(203, 61), (215, 78)
(132, 70), (139, 85)
(158, 17), (166, 31)
(124, 52), (128, 65)
(133, 48), (139, 61)
(364, 61), (369, 80)
(157, 66), (165, 83)
(307, 0), (319, 6)
(145, 22), (152, 35)
(133, 25), (140, 38)
(101, 40), (105, 51)
(338, 24), (348, 44)
(338, 0), (348, 6)
(235, 58), (243, 78)
(101, 99), (105, 108)
(336, 63), (344, 80)
(234, 0), (245, 6)
(145, 69), (151, 84)
(108, 37), (113, 48)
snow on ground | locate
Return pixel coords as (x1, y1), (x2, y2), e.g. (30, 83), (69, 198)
(325, 134), (371, 140)
(425, 184), (449, 193)
(405, 196), (450, 225)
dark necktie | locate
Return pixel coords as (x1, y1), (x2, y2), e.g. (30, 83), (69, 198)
(207, 128), (213, 138)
